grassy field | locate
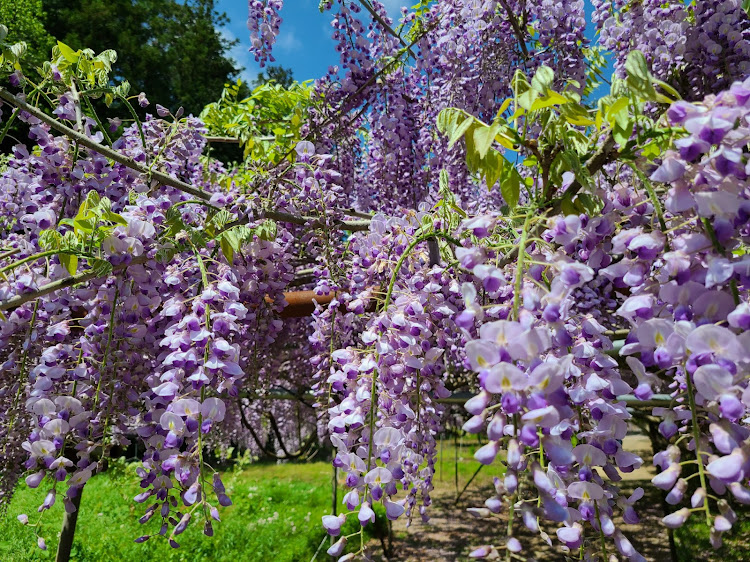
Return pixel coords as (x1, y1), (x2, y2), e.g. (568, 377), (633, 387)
(0, 459), (384, 562)
(0, 437), (487, 562)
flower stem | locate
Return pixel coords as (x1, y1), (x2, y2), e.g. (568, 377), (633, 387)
(685, 369), (712, 526)
(512, 212), (533, 320)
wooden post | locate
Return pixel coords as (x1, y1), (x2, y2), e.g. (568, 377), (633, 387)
(56, 486), (83, 562)
(439, 433), (443, 482)
(331, 453), (337, 549)
(454, 432), (459, 497)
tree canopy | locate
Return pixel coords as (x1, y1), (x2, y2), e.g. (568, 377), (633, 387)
(0, 0), (55, 71)
(42, 0), (242, 115)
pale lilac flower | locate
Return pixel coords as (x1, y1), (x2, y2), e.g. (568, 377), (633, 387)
(358, 502), (375, 526)
(573, 444), (607, 467)
(322, 513), (346, 536)
(693, 365), (734, 402)
(652, 464), (681, 490)
(474, 441), (499, 465)
(483, 362), (525, 394)
(662, 508), (690, 529)
(385, 500), (405, 520)
(568, 481), (605, 500)
(706, 450), (746, 483)
(465, 340), (501, 371)
(295, 141), (315, 158)
(364, 467), (392, 487)
(327, 537), (347, 556)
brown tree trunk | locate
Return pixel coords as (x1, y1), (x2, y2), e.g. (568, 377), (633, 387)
(55, 486), (83, 562)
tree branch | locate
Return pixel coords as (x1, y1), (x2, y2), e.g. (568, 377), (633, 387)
(0, 256), (148, 312)
(498, 133), (616, 267)
(498, 0), (529, 58)
(357, 0), (416, 59)
(0, 87), (212, 202)
(0, 88), (370, 233)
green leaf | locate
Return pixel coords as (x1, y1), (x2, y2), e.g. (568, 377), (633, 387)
(625, 50), (650, 83)
(653, 78), (681, 101)
(530, 91), (570, 111)
(531, 65), (554, 93)
(560, 194), (580, 216)
(613, 122), (631, 148)
(73, 217), (96, 234)
(189, 229), (207, 248)
(156, 246), (177, 264)
(57, 41), (80, 63)
(84, 190), (101, 210)
(256, 220), (277, 241)
(625, 50), (657, 101)
(38, 230), (62, 250)
(500, 168), (521, 210)
(448, 116), (475, 148)
(59, 253), (78, 276)
(559, 103), (595, 126)
(642, 141), (661, 160)
(89, 258), (113, 277)
(102, 210), (128, 226)
(482, 151), (504, 191)
(577, 194), (603, 215)
(517, 88), (539, 112)
(472, 123), (499, 159)
(439, 169), (450, 192)
(496, 97), (512, 117)
(511, 69), (530, 95)
(436, 108), (460, 135)
(463, 128), (481, 174)
(606, 97), (630, 129)
(220, 233), (234, 264)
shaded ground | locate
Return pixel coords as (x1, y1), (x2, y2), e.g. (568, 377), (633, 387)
(367, 479), (675, 561)
(367, 431), (678, 561)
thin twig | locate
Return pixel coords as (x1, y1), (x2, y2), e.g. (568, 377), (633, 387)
(0, 87), (212, 201)
(498, 0), (529, 58)
(357, 0), (416, 58)
(0, 256), (147, 312)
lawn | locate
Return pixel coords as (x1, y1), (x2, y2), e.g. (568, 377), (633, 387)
(674, 510), (750, 562)
(0, 458), (383, 562)
(0, 436), (491, 562)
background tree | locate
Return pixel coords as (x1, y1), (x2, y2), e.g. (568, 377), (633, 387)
(42, 0), (243, 115)
(252, 65), (294, 89)
(0, 0), (55, 71)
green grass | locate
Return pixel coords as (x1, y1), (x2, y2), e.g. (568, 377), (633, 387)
(0, 459), (385, 562)
(0, 436), (488, 561)
(674, 508), (750, 561)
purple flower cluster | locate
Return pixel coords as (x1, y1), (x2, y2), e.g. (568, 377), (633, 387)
(0, 93), (298, 545)
(594, 0), (750, 99)
(247, 0), (284, 67)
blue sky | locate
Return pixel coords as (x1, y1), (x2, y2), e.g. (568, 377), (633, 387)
(216, 1), (413, 84)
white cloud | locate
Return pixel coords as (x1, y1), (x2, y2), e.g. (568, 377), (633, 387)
(276, 27), (303, 53)
(220, 27), (261, 85)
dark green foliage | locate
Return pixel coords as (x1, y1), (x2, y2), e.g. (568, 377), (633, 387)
(252, 65), (294, 89)
(0, 0), (55, 70)
(41, 0), (242, 115)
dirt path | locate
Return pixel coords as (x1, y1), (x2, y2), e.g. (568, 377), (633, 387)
(367, 432), (675, 561)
